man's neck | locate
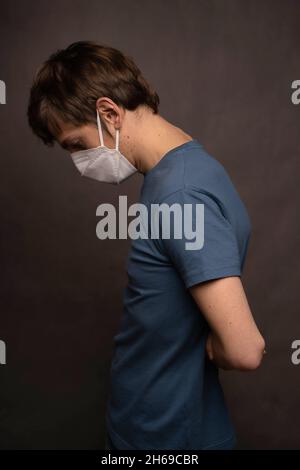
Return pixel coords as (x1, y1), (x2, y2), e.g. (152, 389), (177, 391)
(128, 109), (194, 175)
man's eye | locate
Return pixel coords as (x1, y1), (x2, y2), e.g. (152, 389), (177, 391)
(71, 143), (86, 152)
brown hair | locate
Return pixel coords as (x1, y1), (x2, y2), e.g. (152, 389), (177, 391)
(27, 41), (160, 146)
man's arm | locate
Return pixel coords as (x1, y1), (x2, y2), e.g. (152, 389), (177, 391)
(189, 276), (265, 371)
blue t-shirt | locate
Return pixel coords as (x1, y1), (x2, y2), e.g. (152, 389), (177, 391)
(105, 139), (252, 450)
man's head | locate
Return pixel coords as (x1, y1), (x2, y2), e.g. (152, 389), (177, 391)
(27, 41), (160, 156)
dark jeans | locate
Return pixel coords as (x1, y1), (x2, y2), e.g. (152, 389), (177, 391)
(104, 431), (237, 450)
(105, 431), (118, 450)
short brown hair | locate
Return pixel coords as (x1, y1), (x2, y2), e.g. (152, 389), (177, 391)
(27, 41), (160, 146)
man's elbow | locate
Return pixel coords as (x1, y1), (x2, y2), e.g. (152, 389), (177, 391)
(228, 337), (266, 371)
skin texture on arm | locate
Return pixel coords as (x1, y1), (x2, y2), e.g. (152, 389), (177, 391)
(189, 276), (266, 371)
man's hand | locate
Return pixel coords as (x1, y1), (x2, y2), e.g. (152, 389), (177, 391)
(205, 330), (239, 370)
(205, 332), (214, 361)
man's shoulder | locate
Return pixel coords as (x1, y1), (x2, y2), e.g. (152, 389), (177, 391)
(183, 146), (232, 191)
(141, 143), (234, 206)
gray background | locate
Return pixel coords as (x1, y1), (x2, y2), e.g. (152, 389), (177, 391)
(0, 0), (299, 449)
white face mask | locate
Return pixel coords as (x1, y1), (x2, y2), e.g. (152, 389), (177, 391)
(70, 110), (138, 184)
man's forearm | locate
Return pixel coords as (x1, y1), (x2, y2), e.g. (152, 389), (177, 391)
(207, 330), (265, 371)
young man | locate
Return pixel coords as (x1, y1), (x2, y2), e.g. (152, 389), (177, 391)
(27, 41), (266, 450)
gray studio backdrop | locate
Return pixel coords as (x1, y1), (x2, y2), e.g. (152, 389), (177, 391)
(0, 0), (299, 449)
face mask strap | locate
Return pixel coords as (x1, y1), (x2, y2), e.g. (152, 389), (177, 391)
(115, 129), (119, 151)
(96, 109), (104, 147)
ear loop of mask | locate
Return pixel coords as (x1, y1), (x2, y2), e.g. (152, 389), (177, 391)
(96, 109), (104, 147)
(96, 109), (121, 183)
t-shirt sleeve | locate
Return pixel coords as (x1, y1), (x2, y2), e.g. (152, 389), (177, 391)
(155, 187), (242, 289)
